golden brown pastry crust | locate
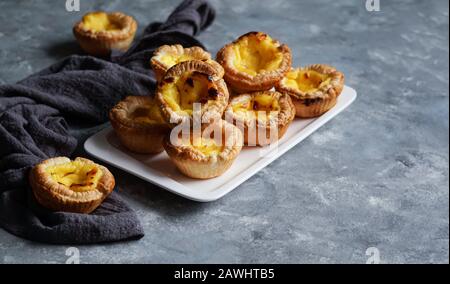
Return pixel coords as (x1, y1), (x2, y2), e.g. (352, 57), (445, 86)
(163, 120), (243, 179)
(276, 64), (344, 118)
(151, 44), (224, 82)
(73, 11), (137, 57)
(156, 60), (229, 125)
(216, 31), (292, 93)
(225, 91), (295, 146)
(29, 157), (115, 214)
(109, 96), (170, 154)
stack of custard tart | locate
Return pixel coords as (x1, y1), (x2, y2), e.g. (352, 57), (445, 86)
(29, 30), (345, 214)
(109, 31), (345, 180)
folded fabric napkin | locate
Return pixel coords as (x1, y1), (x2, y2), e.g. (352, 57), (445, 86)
(0, 0), (215, 244)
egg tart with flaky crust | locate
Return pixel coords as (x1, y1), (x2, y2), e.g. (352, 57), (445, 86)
(73, 11), (137, 57)
(217, 32), (292, 93)
(109, 96), (170, 154)
(163, 120), (243, 179)
(156, 60), (229, 125)
(276, 64), (345, 118)
(151, 44), (224, 82)
(225, 91), (295, 146)
(29, 157), (115, 214)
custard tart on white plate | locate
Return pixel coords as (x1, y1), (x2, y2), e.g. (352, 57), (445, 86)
(29, 157), (115, 214)
(73, 11), (137, 57)
(109, 96), (170, 154)
(151, 44), (224, 82)
(225, 90), (295, 146)
(156, 60), (229, 125)
(276, 64), (345, 118)
(163, 120), (243, 179)
(216, 31), (292, 93)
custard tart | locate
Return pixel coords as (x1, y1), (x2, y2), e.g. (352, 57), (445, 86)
(151, 44), (224, 82)
(163, 120), (243, 179)
(109, 96), (170, 154)
(276, 64), (345, 118)
(216, 31), (292, 93)
(29, 157), (115, 214)
(73, 11), (137, 57)
(156, 60), (229, 125)
(225, 91), (295, 146)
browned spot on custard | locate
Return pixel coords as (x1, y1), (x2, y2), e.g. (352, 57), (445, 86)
(164, 77), (175, 83)
(186, 77), (194, 87)
(208, 88), (219, 98)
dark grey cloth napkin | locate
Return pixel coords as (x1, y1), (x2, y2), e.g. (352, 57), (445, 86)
(0, 0), (215, 244)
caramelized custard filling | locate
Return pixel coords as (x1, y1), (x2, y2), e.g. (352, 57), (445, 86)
(189, 137), (223, 155)
(284, 69), (331, 93)
(82, 12), (122, 32)
(232, 94), (280, 121)
(46, 161), (102, 192)
(162, 72), (219, 115)
(231, 34), (283, 76)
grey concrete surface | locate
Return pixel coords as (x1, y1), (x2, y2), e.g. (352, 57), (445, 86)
(0, 0), (448, 264)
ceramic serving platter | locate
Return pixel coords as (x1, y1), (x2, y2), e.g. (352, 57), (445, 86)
(84, 86), (357, 202)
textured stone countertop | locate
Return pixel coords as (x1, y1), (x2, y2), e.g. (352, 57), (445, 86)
(0, 0), (448, 264)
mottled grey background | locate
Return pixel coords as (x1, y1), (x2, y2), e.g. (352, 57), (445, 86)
(0, 0), (448, 264)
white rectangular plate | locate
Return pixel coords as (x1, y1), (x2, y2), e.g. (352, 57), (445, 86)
(84, 86), (356, 202)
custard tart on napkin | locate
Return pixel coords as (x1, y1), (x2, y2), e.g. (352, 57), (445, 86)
(163, 120), (243, 179)
(217, 32), (292, 93)
(225, 90), (295, 146)
(151, 44), (224, 82)
(109, 96), (170, 154)
(73, 11), (137, 57)
(156, 60), (229, 125)
(29, 157), (115, 214)
(276, 64), (344, 118)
